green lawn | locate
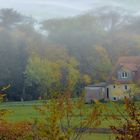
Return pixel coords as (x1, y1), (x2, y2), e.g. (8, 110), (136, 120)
(0, 101), (42, 122)
(0, 101), (125, 125)
(0, 101), (139, 140)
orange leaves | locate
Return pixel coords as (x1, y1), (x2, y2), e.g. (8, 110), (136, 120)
(0, 121), (32, 140)
(124, 97), (131, 110)
(110, 99), (140, 140)
(32, 94), (104, 140)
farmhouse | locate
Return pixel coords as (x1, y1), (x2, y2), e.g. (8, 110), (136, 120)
(85, 56), (140, 102)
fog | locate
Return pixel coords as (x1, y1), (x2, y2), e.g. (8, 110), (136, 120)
(0, 0), (140, 19)
(1, 1), (140, 101)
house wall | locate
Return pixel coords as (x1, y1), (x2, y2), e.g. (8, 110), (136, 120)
(85, 87), (105, 103)
(85, 84), (136, 102)
(107, 84), (133, 101)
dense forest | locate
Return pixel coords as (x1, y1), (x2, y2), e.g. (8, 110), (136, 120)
(1, 7), (140, 101)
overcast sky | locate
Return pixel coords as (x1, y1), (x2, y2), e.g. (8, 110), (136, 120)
(0, 0), (140, 19)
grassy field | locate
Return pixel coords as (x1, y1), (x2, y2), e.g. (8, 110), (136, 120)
(0, 100), (125, 124)
(0, 101), (42, 122)
(0, 100), (139, 140)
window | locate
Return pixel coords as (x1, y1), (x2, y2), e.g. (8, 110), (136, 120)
(113, 97), (117, 101)
(121, 72), (128, 78)
(125, 85), (128, 90)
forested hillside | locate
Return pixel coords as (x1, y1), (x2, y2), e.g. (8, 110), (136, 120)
(1, 7), (140, 100)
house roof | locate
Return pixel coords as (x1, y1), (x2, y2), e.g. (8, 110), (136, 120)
(109, 56), (140, 83)
(86, 82), (108, 87)
(120, 63), (138, 71)
(117, 56), (140, 64)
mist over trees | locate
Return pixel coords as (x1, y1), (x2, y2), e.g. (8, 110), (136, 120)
(1, 7), (140, 101)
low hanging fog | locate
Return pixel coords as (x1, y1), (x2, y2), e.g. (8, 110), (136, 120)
(0, 1), (140, 100)
(0, 0), (140, 19)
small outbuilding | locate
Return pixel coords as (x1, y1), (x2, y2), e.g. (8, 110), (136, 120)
(85, 82), (108, 103)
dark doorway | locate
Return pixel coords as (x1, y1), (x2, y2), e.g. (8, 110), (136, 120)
(107, 88), (109, 99)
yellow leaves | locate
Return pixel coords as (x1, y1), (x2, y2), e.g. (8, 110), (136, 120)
(33, 99), (71, 140)
(0, 109), (12, 120)
(0, 94), (6, 102)
(26, 54), (61, 92)
(26, 49), (81, 96)
(82, 74), (91, 85)
(1, 84), (11, 91)
(0, 85), (10, 102)
(94, 99), (100, 105)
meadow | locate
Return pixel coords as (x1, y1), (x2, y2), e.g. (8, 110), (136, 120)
(0, 100), (126, 123)
(0, 100), (133, 140)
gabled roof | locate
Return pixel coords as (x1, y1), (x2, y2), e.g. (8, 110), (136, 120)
(119, 63), (137, 71)
(117, 56), (140, 65)
(109, 56), (140, 83)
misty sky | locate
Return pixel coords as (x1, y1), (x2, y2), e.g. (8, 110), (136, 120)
(0, 0), (140, 19)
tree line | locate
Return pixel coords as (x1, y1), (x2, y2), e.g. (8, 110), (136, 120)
(1, 7), (140, 100)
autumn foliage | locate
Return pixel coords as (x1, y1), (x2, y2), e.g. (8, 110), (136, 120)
(110, 98), (140, 140)
(0, 88), (32, 140)
(33, 93), (103, 140)
(0, 121), (32, 140)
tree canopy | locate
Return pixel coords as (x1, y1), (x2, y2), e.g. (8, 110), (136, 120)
(0, 8), (140, 100)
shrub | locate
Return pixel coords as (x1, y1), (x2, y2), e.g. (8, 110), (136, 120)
(110, 98), (140, 140)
